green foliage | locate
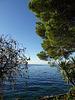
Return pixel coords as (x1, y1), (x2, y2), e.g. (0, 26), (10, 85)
(35, 22), (46, 39)
(69, 86), (75, 94)
(28, 0), (75, 86)
(58, 59), (75, 84)
(37, 51), (48, 60)
(65, 86), (75, 100)
(54, 86), (75, 100)
(28, 0), (75, 60)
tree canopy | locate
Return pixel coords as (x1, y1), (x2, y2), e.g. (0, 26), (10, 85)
(28, 0), (75, 60)
(28, 0), (75, 86)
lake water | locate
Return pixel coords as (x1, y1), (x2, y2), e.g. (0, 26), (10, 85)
(1, 64), (72, 100)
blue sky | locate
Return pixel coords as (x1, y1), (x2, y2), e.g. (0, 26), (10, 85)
(0, 0), (48, 64)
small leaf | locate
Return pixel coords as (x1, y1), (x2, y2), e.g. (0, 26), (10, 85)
(23, 86), (25, 88)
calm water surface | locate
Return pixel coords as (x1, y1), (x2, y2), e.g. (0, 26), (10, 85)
(2, 64), (72, 100)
